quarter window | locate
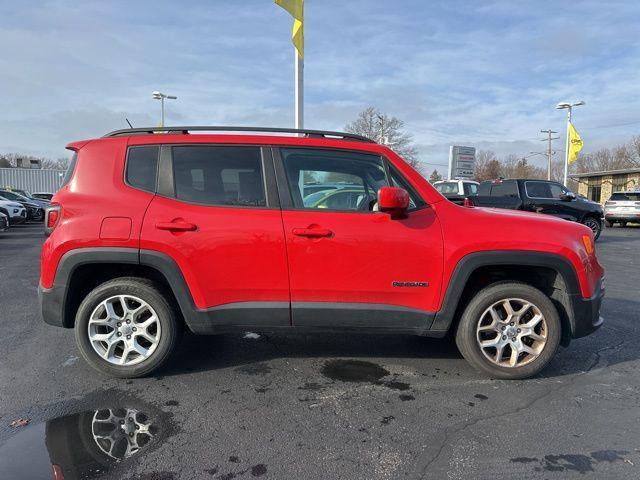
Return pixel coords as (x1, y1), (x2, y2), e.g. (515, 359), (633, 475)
(126, 146), (159, 192)
(172, 146), (266, 207)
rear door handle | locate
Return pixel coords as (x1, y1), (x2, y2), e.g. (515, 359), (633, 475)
(292, 227), (333, 238)
(155, 221), (198, 232)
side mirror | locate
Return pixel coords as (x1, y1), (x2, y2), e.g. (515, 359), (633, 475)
(378, 186), (409, 219)
(560, 192), (576, 201)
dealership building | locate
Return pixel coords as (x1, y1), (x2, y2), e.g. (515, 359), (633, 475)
(571, 168), (640, 204)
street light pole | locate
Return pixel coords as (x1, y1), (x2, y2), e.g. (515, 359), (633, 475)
(152, 91), (178, 127)
(556, 101), (585, 187)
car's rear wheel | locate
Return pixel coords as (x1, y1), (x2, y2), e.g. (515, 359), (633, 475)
(620, 221), (627, 228)
(75, 277), (181, 378)
(605, 220), (613, 228)
(582, 217), (602, 240)
(455, 282), (561, 379)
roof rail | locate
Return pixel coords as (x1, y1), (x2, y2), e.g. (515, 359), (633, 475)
(102, 126), (375, 143)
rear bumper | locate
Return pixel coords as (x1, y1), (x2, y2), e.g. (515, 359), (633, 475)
(605, 213), (640, 222)
(570, 277), (604, 338)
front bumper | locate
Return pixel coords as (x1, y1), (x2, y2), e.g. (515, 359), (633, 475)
(570, 278), (604, 338)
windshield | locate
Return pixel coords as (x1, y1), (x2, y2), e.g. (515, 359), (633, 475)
(0, 191), (30, 202)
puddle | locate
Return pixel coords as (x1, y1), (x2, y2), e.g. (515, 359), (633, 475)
(0, 403), (170, 479)
(321, 360), (390, 383)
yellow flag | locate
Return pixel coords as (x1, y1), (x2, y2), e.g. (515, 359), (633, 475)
(275, 0), (304, 58)
(568, 123), (583, 163)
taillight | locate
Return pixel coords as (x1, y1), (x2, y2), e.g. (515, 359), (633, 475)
(45, 203), (61, 235)
(463, 197), (474, 207)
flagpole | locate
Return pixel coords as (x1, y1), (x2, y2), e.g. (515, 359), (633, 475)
(563, 107), (571, 187)
(295, 51), (303, 129)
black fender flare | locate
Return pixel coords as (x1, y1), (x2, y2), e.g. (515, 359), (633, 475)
(431, 251), (582, 335)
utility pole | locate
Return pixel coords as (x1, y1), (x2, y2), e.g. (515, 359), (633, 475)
(540, 129), (559, 180)
(377, 114), (388, 145)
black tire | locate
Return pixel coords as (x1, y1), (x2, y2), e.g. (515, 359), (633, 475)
(582, 216), (602, 240)
(455, 281), (561, 380)
(605, 220), (613, 228)
(74, 277), (181, 378)
(620, 221), (627, 228)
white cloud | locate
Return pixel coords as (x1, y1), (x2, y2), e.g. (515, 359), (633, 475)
(0, 0), (638, 168)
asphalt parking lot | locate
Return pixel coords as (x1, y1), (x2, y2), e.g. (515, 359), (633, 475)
(1, 223), (640, 480)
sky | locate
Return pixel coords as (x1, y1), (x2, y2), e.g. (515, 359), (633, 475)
(1, 0), (639, 172)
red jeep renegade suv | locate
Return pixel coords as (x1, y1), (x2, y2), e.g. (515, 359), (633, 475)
(40, 126), (605, 379)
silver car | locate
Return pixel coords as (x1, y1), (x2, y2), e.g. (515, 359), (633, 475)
(604, 191), (640, 227)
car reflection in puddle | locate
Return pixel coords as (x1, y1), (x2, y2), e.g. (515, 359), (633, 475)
(1, 405), (165, 480)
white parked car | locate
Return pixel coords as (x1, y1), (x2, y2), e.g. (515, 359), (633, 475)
(0, 198), (27, 225)
(604, 191), (640, 227)
(433, 180), (479, 205)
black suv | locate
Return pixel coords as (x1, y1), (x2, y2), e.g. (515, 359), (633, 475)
(470, 179), (605, 239)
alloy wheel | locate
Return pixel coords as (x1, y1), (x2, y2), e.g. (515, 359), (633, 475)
(475, 298), (547, 368)
(88, 295), (161, 366)
(584, 218), (600, 235)
(91, 408), (154, 459)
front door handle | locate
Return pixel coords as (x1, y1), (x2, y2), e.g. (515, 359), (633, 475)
(155, 221), (198, 232)
(292, 227), (333, 238)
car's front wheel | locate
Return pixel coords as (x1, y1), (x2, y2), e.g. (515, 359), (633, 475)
(455, 282), (561, 379)
(74, 277), (181, 378)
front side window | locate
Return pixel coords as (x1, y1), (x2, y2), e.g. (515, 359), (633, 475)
(172, 146), (266, 207)
(525, 181), (552, 198)
(281, 148), (387, 212)
(549, 183), (567, 199)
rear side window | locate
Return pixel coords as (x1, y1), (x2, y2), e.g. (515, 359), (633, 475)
(172, 146), (266, 207)
(126, 146), (159, 192)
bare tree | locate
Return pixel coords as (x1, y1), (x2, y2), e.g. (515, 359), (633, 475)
(428, 169), (442, 183)
(345, 107), (420, 168)
(474, 150), (499, 181)
(0, 152), (70, 170)
(41, 157), (70, 170)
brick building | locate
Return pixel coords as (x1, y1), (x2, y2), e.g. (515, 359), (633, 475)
(571, 168), (640, 204)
